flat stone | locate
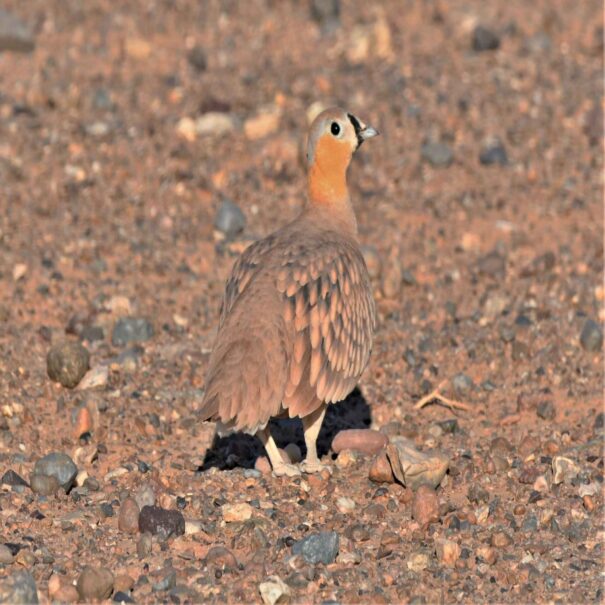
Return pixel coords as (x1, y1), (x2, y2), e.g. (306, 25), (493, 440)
(76, 566), (114, 602)
(33, 452), (77, 492)
(332, 429), (388, 455)
(292, 531), (339, 565)
(138, 505), (185, 539)
(112, 317), (154, 347)
(1, 469), (28, 488)
(259, 576), (291, 605)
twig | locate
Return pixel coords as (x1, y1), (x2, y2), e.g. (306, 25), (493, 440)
(414, 380), (473, 412)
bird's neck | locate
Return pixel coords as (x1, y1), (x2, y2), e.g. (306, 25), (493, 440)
(306, 144), (357, 235)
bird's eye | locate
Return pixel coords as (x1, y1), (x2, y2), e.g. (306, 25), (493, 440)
(330, 122), (341, 136)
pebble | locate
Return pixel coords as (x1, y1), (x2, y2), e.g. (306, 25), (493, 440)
(196, 112), (236, 137)
(472, 26), (500, 51)
(477, 250), (506, 278)
(335, 448), (360, 468)
(187, 45), (207, 71)
(452, 373), (474, 395)
(53, 585), (78, 603)
(310, 0), (340, 32)
(214, 199), (246, 238)
(46, 341), (90, 388)
(222, 502), (253, 522)
(580, 319), (603, 352)
(74, 406), (93, 438)
(332, 429), (388, 455)
(435, 539), (460, 567)
(284, 443), (302, 464)
(0, 544), (14, 564)
(345, 524), (370, 542)
(0, 570), (38, 604)
(491, 530), (512, 548)
(479, 138), (508, 166)
(33, 452), (77, 492)
(78, 365), (108, 390)
(407, 551), (430, 572)
(552, 456), (580, 485)
(292, 531), (339, 565)
(244, 110), (280, 140)
(30, 473), (62, 496)
(113, 591), (135, 603)
(138, 505), (185, 538)
(421, 141), (453, 167)
(0, 9), (34, 52)
(112, 317), (154, 347)
(137, 532), (152, 558)
(1, 469), (28, 488)
(113, 574), (134, 593)
(259, 576), (291, 605)
(134, 482), (155, 509)
(118, 497), (140, 533)
(151, 567), (176, 592)
(205, 546), (238, 570)
(336, 496), (356, 514)
(476, 545), (498, 565)
(412, 485), (440, 528)
(368, 451), (395, 483)
(76, 566), (114, 601)
(536, 400), (555, 420)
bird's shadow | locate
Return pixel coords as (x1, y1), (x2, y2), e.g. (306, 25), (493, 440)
(200, 387), (371, 471)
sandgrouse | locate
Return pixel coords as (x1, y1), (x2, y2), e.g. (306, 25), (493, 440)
(199, 108), (378, 476)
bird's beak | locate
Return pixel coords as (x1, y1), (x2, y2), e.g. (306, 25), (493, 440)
(359, 125), (379, 140)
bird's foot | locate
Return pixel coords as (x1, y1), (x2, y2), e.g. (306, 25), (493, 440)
(272, 462), (302, 477)
(300, 459), (333, 475)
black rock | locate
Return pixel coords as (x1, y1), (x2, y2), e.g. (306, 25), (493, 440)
(292, 531), (339, 565)
(0, 570), (39, 604)
(214, 199), (246, 238)
(113, 591), (135, 603)
(33, 452), (78, 492)
(421, 141), (453, 168)
(112, 317), (154, 347)
(472, 26), (500, 52)
(580, 319), (603, 352)
(1, 469), (28, 488)
(100, 502), (114, 518)
(138, 505), (185, 539)
(479, 139), (508, 166)
(536, 401), (555, 421)
(187, 45), (207, 72)
(594, 412), (604, 431)
(46, 341), (90, 388)
(0, 9), (34, 53)
(310, 0), (340, 32)
(437, 418), (459, 434)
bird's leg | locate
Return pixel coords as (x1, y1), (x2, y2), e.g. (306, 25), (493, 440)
(257, 425), (301, 477)
(300, 404), (332, 474)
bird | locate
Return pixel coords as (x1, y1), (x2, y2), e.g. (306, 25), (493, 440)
(199, 107), (378, 476)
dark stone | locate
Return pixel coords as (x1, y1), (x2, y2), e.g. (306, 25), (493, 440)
(46, 341), (90, 388)
(477, 251), (506, 278)
(580, 319), (603, 352)
(521, 514), (538, 532)
(112, 317), (154, 347)
(80, 325), (105, 342)
(452, 373), (474, 395)
(0, 570), (38, 604)
(33, 452), (78, 492)
(421, 141), (453, 167)
(437, 419), (458, 434)
(187, 45), (207, 72)
(214, 199), (246, 238)
(100, 502), (114, 518)
(292, 531), (339, 565)
(113, 591), (135, 603)
(520, 252), (556, 277)
(0, 9), (34, 53)
(467, 484), (489, 504)
(472, 26), (500, 51)
(536, 401), (555, 420)
(310, 0), (340, 32)
(479, 139), (508, 166)
(1, 469), (28, 488)
(594, 412), (604, 431)
(138, 505), (185, 539)
(151, 568), (177, 592)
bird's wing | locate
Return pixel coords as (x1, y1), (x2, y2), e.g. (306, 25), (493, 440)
(278, 236), (376, 417)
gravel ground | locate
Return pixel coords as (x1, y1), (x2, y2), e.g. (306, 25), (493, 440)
(0, 1), (603, 603)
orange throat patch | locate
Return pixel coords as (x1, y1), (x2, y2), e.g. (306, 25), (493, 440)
(308, 135), (352, 206)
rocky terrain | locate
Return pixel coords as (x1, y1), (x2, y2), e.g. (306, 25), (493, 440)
(0, 1), (602, 603)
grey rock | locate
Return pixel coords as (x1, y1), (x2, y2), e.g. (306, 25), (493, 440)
(479, 139), (508, 166)
(594, 412), (604, 432)
(137, 532), (153, 558)
(138, 505), (185, 539)
(47, 341), (90, 388)
(30, 473), (61, 496)
(421, 141), (453, 167)
(292, 531), (339, 565)
(472, 26), (500, 52)
(536, 401), (555, 420)
(452, 373), (474, 395)
(134, 482), (155, 509)
(187, 45), (207, 72)
(33, 452), (77, 492)
(0, 9), (34, 53)
(310, 0), (340, 32)
(0, 570), (38, 604)
(580, 319), (603, 352)
(214, 199), (246, 238)
(76, 566), (114, 601)
(1, 469), (28, 488)
(0, 544), (14, 565)
(522, 514), (538, 532)
(151, 568), (176, 592)
(112, 317), (154, 347)
(477, 251), (506, 278)
(80, 325), (105, 342)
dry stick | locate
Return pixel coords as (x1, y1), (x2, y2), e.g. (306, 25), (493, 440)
(413, 379), (473, 412)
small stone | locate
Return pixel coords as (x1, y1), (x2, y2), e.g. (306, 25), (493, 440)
(452, 373), (473, 395)
(552, 456), (580, 485)
(310, 0), (340, 32)
(1, 469), (28, 488)
(407, 551), (430, 572)
(533, 475), (549, 492)
(187, 45), (207, 72)
(336, 497), (356, 514)
(477, 251), (506, 279)
(151, 568), (176, 592)
(479, 138), (508, 166)
(137, 533), (152, 558)
(0, 544), (14, 564)
(259, 576), (291, 605)
(0, 570), (38, 604)
(332, 429), (388, 455)
(77, 365), (109, 390)
(214, 199), (246, 238)
(244, 110), (280, 140)
(412, 485), (439, 528)
(472, 26), (500, 51)
(421, 141), (453, 167)
(100, 502), (114, 518)
(112, 317), (154, 347)
(284, 443), (302, 464)
(435, 539), (460, 567)
(113, 574), (134, 593)
(491, 531), (512, 548)
(76, 566), (114, 602)
(0, 9), (34, 52)
(368, 452), (395, 483)
(292, 531), (339, 565)
(53, 585), (78, 603)
(205, 546), (238, 570)
(255, 456), (273, 475)
(476, 545), (498, 565)
(118, 497), (140, 534)
(113, 591), (135, 603)
(536, 401), (555, 420)
(125, 37), (151, 59)
(33, 452), (77, 492)
(47, 342), (90, 388)
(134, 483), (155, 509)
(222, 502), (253, 523)
(580, 319), (603, 352)
(12, 263), (27, 281)
(520, 252), (556, 277)
(74, 406), (93, 438)
(335, 448), (359, 468)
(196, 112), (236, 137)
(138, 505), (185, 539)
